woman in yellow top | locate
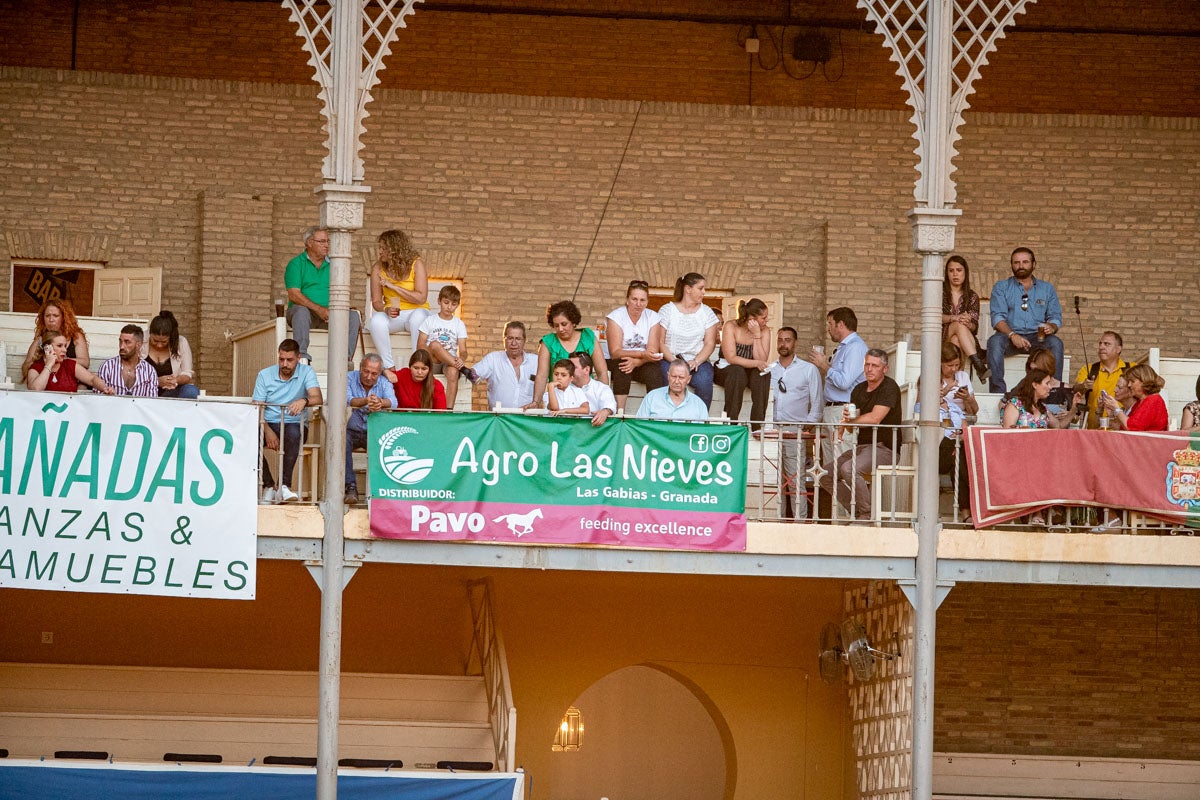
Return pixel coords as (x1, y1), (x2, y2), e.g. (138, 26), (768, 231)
(367, 229), (433, 369)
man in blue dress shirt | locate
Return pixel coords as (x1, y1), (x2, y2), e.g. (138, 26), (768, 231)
(986, 246), (1064, 393)
(806, 306), (867, 463)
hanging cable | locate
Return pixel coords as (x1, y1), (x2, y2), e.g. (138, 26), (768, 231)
(570, 100), (643, 304)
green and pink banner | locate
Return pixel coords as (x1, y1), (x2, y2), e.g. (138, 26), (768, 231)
(368, 413), (747, 551)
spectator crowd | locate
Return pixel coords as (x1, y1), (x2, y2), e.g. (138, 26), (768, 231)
(16, 233), (1199, 521)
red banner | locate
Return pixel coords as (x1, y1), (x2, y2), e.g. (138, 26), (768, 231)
(965, 428), (1200, 528)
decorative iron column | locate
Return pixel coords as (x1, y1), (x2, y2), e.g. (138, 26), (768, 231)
(282, 1), (423, 796)
(856, 1), (1035, 798)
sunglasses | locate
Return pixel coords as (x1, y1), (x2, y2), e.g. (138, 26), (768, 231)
(628, 280), (649, 290)
(1020, 293), (1029, 312)
(777, 376), (787, 393)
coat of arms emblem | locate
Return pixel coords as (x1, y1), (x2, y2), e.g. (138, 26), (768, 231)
(1165, 447), (1200, 507)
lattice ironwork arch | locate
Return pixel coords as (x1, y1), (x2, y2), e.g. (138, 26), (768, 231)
(857, 0), (1036, 205)
(283, 0), (424, 183)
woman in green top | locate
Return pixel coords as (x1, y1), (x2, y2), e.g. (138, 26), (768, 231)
(532, 299), (608, 408)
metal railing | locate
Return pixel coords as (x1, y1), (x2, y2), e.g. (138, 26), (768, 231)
(466, 578), (517, 773)
(231, 401), (1192, 534)
(252, 401), (323, 505)
(744, 419), (920, 525)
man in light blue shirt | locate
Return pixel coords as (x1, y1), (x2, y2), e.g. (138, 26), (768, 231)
(770, 326), (824, 520)
(806, 306), (867, 462)
(253, 338), (322, 504)
(636, 358), (710, 422)
(986, 246), (1064, 392)
(344, 353), (396, 505)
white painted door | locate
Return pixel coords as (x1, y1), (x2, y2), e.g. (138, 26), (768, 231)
(92, 267), (162, 318)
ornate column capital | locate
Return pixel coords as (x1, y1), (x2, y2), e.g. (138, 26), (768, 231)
(857, 0), (1036, 206)
(315, 184), (371, 232)
(907, 207), (961, 255)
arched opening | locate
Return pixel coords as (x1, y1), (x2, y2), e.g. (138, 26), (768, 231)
(547, 664), (729, 800)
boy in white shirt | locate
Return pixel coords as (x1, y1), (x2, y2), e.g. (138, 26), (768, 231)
(546, 359), (590, 416)
(417, 285), (477, 408)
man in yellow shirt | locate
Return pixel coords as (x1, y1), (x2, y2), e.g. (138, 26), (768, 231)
(1074, 330), (1132, 429)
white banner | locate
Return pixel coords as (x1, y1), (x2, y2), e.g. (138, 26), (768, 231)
(0, 391), (258, 599)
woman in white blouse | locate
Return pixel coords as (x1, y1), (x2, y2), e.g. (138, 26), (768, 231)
(606, 279), (665, 413)
(650, 272), (719, 410)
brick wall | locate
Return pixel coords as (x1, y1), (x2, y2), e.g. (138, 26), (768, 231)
(2, 0), (1196, 116)
(936, 584), (1200, 760)
(0, 68), (1196, 393)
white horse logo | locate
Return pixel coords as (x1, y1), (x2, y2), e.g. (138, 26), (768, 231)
(493, 509), (544, 537)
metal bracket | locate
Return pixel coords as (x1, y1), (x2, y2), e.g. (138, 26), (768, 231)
(897, 578), (955, 610)
(304, 560), (362, 592)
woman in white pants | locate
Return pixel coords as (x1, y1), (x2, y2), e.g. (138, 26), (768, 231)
(367, 229), (432, 368)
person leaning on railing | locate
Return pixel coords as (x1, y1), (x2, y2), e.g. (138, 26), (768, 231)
(1000, 348), (1082, 428)
(25, 330), (111, 394)
(1097, 364), (1168, 432)
(533, 299), (609, 409)
(1001, 369), (1078, 430)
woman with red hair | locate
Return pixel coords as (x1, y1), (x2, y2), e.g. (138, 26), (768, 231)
(20, 297), (90, 374)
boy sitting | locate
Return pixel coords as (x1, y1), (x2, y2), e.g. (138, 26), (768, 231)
(417, 284), (478, 408)
(546, 359), (590, 416)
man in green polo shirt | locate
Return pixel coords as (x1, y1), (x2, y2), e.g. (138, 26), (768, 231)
(284, 225), (361, 363)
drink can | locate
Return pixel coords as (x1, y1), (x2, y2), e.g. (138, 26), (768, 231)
(845, 403), (858, 419)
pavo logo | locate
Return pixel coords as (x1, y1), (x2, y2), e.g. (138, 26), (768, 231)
(378, 426), (436, 485)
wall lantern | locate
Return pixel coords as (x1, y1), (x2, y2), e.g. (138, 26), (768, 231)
(551, 706), (584, 751)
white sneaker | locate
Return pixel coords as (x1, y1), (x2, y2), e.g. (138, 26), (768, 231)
(279, 485), (299, 503)
(259, 487), (277, 505)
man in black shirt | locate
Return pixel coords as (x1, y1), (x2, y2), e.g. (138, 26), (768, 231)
(817, 348), (902, 520)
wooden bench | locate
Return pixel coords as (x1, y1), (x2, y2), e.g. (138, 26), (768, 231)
(934, 751), (1200, 799)
(0, 662), (495, 768)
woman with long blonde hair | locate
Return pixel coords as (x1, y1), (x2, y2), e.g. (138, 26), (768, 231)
(368, 229), (432, 369)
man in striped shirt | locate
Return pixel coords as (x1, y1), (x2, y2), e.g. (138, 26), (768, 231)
(94, 325), (158, 397)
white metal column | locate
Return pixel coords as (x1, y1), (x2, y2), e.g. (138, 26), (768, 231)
(283, 2), (423, 796)
(856, 1), (1036, 797)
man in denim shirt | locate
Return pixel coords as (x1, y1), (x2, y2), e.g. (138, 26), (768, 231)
(986, 247), (1064, 393)
(344, 353), (396, 506)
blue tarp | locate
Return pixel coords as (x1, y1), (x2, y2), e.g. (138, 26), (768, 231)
(0, 762), (523, 800)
